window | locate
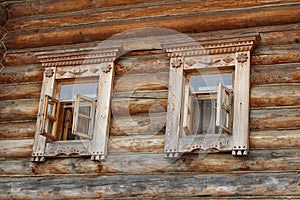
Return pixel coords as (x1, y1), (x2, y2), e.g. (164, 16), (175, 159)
(31, 45), (122, 162)
(163, 34), (260, 157)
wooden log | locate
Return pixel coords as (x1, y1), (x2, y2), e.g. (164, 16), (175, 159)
(0, 82), (41, 101)
(0, 121), (35, 139)
(4, 3), (300, 49)
(0, 172), (299, 198)
(7, 0), (300, 32)
(250, 84), (300, 107)
(250, 129), (300, 149)
(115, 54), (169, 76)
(0, 99), (39, 122)
(250, 107), (300, 130)
(2, 52), (40, 67)
(251, 44), (300, 65)
(251, 63), (300, 85)
(259, 28), (300, 46)
(0, 65), (43, 84)
(113, 72), (169, 92)
(112, 92), (168, 116)
(1, 128), (299, 158)
(0, 149), (300, 175)
(7, 0), (170, 19)
(110, 112), (166, 136)
(0, 139), (32, 158)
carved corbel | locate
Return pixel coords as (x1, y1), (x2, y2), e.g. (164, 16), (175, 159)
(102, 63), (112, 73)
(171, 57), (183, 68)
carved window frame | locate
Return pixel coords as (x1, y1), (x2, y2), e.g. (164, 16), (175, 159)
(163, 34), (260, 158)
(31, 45), (123, 162)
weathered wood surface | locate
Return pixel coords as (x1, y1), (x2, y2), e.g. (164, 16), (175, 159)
(4, 3), (300, 49)
(7, 0), (300, 32)
(250, 107), (300, 130)
(1, 128), (299, 158)
(0, 5), (8, 26)
(0, 121), (35, 139)
(250, 84), (300, 107)
(0, 149), (299, 175)
(0, 82), (41, 101)
(0, 65), (43, 84)
(0, 172), (299, 199)
(251, 63), (300, 85)
(0, 99), (39, 122)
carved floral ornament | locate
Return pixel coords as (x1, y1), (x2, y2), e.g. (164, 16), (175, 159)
(44, 68), (54, 78)
(237, 53), (248, 63)
(171, 57), (183, 68)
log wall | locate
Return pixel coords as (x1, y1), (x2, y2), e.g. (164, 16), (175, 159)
(0, 0), (299, 199)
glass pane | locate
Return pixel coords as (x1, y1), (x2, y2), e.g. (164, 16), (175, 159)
(194, 99), (221, 134)
(47, 104), (53, 115)
(45, 118), (54, 134)
(190, 73), (232, 92)
(79, 102), (92, 116)
(77, 117), (90, 135)
(60, 82), (98, 100)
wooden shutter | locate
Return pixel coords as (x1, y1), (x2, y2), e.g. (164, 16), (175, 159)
(40, 95), (60, 140)
(216, 83), (233, 134)
(72, 95), (96, 139)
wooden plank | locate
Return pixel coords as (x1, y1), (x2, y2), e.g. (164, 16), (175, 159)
(0, 149), (299, 175)
(0, 82), (41, 101)
(4, 3), (300, 49)
(0, 172), (299, 198)
(250, 107), (300, 130)
(251, 84), (300, 107)
(7, 0), (300, 32)
(0, 121), (35, 139)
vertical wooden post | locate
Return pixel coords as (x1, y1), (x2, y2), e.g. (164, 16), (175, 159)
(165, 57), (184, 158)
(232, 51), (251, 156)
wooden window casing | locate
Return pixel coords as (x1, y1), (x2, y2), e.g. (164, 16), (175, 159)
(31, 45), (123, 162)
(162, 34), (260, 158)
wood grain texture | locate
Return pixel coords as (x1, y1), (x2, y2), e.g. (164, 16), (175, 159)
(251, 63), (300, 85)
(0, 121), (35, 139)
(0, 65), (43, 84)
(4, 3), (300, 50)
(7, 0), (300, 32)
(250, 107), (300, 130)
(251, 84), (300, 107)
(1, 128), (299, 158)
(0, 82), (41, 101)
(0, 149), (299, 175)
(0, 172), (299, 198)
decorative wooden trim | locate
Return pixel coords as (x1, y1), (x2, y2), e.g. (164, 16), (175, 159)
(32, 45), (123, 162)
(163, 33), (260, 158)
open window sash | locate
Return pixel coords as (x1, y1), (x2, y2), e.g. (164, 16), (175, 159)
(216, 83), (233, 134)
(72, 95), (96, 139)
(40, 95), (60, 140)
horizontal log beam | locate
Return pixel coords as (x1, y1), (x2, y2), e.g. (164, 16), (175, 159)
(1, 128), (299, 158)
(0, 149), (299, 175)
(250, 83), (300, 107)
(250, 107), (300, 130)
(0, 99), (39, 122)
(251, 63), (300, 85)
(0, 121), (35, 139)
(4, 3), (300, 50)
(0, 5), (8, 26)
(0, 172), (299, 198)
(7, 0), (176, 19)
(7, 0), (300, 32)
(0, 82), (41, 101)
(0, 65), (43, 84)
